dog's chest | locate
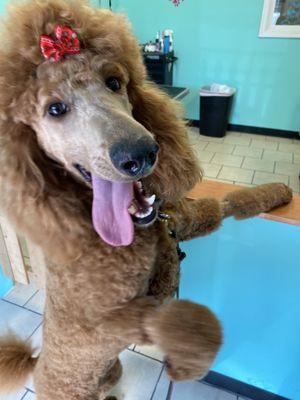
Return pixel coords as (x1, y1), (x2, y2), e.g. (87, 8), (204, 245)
(47, 224), (161, 314)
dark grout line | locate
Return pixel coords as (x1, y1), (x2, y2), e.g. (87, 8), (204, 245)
(1, 298), (43, 317)
(202, 141), (209, 151)
(216, 165), (223, 179)
(23, 290), (40, 307)
(240, 156), (245, 169)
(129, 347), (164, 364)
(25, 305), (44, 315)
(251, 169), (255, 185)
(165, 381), (174, 400)
(127, 346), (135, 352)
(26, 320), (43, 343)
(200, 379), (242, 399)
(149, 365), (165, 400)
(20, 390), (29, 400)
(24, 387), (35, 394)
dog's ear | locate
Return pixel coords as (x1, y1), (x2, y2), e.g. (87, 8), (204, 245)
(0, 119), (74, 200)
(129, 83), (202, 201)
(0, 119), (92, 263)
(0, 120), (46, 197)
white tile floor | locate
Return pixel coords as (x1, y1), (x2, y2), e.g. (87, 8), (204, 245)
(0, 283), (247, 400)
(188, 127), (300, 194)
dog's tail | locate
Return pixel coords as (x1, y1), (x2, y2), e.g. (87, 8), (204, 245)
(0, 335), (38, 394)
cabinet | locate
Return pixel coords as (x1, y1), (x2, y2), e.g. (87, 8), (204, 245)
(143, 51), (177, 85)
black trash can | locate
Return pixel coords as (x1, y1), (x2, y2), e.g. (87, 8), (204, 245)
(200, 85), (236, 138)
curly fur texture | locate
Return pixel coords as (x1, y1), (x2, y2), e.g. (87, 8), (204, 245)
(0, 335), (37, 393)
(0, 1), (292, 399)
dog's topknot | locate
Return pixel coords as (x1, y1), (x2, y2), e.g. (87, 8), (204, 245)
(0, 0), (146, 116)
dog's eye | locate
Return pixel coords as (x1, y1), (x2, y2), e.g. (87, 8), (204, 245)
(105, 77), (121, 92)
(48, 102), (69, 117)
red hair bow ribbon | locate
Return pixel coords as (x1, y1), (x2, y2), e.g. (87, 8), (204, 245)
(40, 25), (80, 62)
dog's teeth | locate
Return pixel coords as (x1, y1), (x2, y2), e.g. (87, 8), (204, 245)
(136, 207), (153, 219)
(128, 205), (137, 215)
(146, 194), (156, 206)
(145, 206), (154, 217)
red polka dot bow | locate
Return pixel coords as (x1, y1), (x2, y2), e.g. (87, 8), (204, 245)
(171, 0), (183, 5)
(40, 25), (81, 62)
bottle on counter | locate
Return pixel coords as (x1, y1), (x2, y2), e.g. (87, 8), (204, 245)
(155, 32), (160, 52)
(162, 29), (174, 54)
(169, 30), (174, 52)
(159, 32), (164, 53)
(163, 31), (170, 54)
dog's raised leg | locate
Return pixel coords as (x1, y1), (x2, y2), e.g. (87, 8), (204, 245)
(101, 297), (222, 381)
(144, 300), (222, 381)
(167, 183), (292, 242)
(97, 358), (122, 400)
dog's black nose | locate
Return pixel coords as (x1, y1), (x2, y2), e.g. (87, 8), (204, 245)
(109, 138), (159, 177)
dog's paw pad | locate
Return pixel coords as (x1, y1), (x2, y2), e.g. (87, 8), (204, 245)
(165, 358), (208, 381)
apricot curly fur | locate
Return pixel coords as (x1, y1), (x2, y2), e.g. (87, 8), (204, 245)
(0, 335), (37, 393)
(0, 1), (292, 399)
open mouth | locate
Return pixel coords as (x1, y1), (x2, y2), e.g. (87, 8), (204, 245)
(129, 182), (158, 226)
(74, 163), (159, 246)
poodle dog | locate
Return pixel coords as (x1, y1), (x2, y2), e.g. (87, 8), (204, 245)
(0, 1), (292, 399)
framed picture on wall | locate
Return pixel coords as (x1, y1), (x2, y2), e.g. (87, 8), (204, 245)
(260, 0), (300, 38)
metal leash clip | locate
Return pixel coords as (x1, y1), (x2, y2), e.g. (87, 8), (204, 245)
(158, 211), (170, 222)
(158, 211), (187, 262)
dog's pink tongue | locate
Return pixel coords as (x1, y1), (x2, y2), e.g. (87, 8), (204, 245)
(91, 174), (134, 247)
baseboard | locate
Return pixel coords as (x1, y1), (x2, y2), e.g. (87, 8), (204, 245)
(189, 120), (300, 140)
(203, 371), (290, 400)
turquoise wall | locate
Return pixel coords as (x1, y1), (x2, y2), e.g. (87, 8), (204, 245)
(0, 266), (12, 297)
(0, 1), (7, 14)
(0, 0), (299, 131)
(111, 0), (300, 133)
(181, 217), (300, 399)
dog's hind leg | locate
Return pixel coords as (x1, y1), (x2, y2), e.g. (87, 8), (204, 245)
(34, 349), (122, 400)
(97, 358), (122, 400)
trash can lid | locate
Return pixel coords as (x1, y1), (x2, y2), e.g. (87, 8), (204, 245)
(200, 83), (236, 97)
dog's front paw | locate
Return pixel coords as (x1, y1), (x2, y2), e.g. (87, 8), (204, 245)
(165, 358), (199, 381)
(145, 300), (223, 381)
(165, 356), (211, 381)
